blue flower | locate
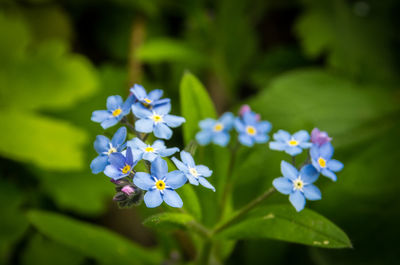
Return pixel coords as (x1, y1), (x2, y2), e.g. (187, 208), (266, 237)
(130, 84), (170, 107)
(234, 111), (272, 147)
(91, 95), (134, 129)
(269, 130), (312, 156)
(104, 147), (138, 180)
(132, 103), (185, 140)
(195, 112), (234, 147)
(133, 157), (186, 208)
(172, 151), (215, 191)
(90, 127), (127, 174)
(127, 137), (179, 162)
(273, 161), (321, 212)
(310, 142), (343, 181)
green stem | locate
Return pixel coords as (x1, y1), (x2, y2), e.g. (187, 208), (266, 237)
(196, 240), (213, 265)
(214, 187), (276, 234)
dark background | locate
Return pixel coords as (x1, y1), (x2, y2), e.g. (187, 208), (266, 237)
(1, 0), (400, 264)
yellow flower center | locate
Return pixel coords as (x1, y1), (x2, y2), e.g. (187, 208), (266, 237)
(152, 114), (163, 123)
(189, 168), (199, 177)
(246, 126), (257, 135)
(213, 123), (224, 132)
(145, 146), (155, 152)
(144, 98), (152, 104)
(107, 147), (117, 155)
(121, 164), (131, 174)
(288, 139), (299, 146)
(318, 157), (326, 168)
(293, 179), (304, 190)
(112, 108), (122, 117)
(155, 180), (166, 190)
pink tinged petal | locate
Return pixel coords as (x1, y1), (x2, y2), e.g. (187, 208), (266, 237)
(163, 189), (183, 208)
(239, 105), (251, 116)
(121, 185), (135, 196)
(289, 190), (306, 212)
(281, 161), (298, 180)
(144, 190), (163, 208)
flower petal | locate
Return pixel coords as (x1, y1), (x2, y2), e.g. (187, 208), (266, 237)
(154, 123), (173, 139)
(180, 151), (195, 167)
(289, 190), (306, 212)
(151, 157), (169, 178)
(106, 95), (123, 110)
(234, 118), (245, 133)
(163, 189), (183, 208)
(220, 112), (234, 129)
(147, 89), (163, 100)
(135, 119), (154, 133)
(199, 119), (216, 130)
(131, 84), (147, 100)
(273, 130), (291, 142)
(299, 142), (312, 149)
(127, 137), (146, 149)
(165, 170), (187, 189)
(243, 111), (257, 125)
(153, 103), (171, 115)
(132, 104), (152, 119)
(310, 145), (319, 159)
(300, 164), (319, 183)
(101, 117), (119, 129)
(320, 142), (334, 159)
(254, 134), (269, 144)
(94, 135), (110, 154)
(272, 177), (292, 195)
(196, 165), (212, 177)
(171, 157), (188, 171)
(152, 140), (166, 150)
(198, 177), (215, 191)
(212, 132), (230, 147)
(125, 147), (134, 166)
(91, 110), (111, 123)
(303, 184), (322, 201)
(133, 172), (154, 190)
(143, 152), (158, 162)
(144, 190), (163, 208)
(104, 165), (123, 180)
(186, 173), (199, 185)
(90, 156), (108, 174)
(164, 115), (186, 127)
(158, 147), (179, 157)
(238, 134), (254, 147)
(292, 130), (310, 142)
(196, 131), (212, 145)
(321, 168), (337, 181)
(281, 160), (298, 180)
(269, 141), (286, 151)
(111, 127), (127, 147)
(108, 153), (125, 169)
(285, 146), (303, 156)
(257, 121), (272, 133)
(122, 96), (135, 114)
(327, 159), (344, 172)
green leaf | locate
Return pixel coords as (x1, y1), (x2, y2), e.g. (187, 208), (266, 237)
(143, 212), (194, 230)
(0, 111), (87, 170)
(180, 72), (217, 144)
(137, 38), (206, 65)
(27, 210), (162, 265)
(216, 204), (352, 249)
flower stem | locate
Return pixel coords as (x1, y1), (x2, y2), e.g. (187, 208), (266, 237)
(196, 240), (213, 265)
(213, 187), (276, 234)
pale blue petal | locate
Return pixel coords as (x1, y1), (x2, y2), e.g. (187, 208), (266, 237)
(180, 151), (195, 167)
(91, 110), (111, 123)
(196, 165), (212, 177)
(300, 164), (319, 183)
(107, 95), (123, 110)
(254, 134), (269, 143)
(154, 98), (170, 106)
(327, 159), (343, 172)
(144, 190), (163, 208)
(125, 147), (134, 166)
(239, 134), (254, 147)
(163, 189), (183, 208)
(148, 89), (163, 100)
(321, 168), (337, 181)
(299, 142), (312, 149)
(131, 84), (146, 100)
(143, 152), (157, 162)
(131, 149), (144, 160)
(101, 117), (119, 129)
(196, 131), (212, 145)
(310, 145), (319, 159)
(269, 141), (286, 151)
(273, 177), (293, 195)
(257, 121), (272, 133)
(303, 184), (322, 201)
(127, 137), (146, 149)
(104, 165), (123, 180)
(243, 111), (257, 125)
(198, 177), (215, 191)
(152, 140), (166, 150)
(234, 118), (245, 133)
(153, 103), (171, 115)
(199, 119), (216, 130)
(90, 156), (108, 174)
(220, 112), (235, 129)
(213, 132), (230, 146)
(165, 170), (186, 189)
(108, 153), (125, 169)
(151, 157), (168, 178)
(154, 123), (173, 139)
(186, 173), (199, 185)
(274, 130), (291, 142)
(293, 130), (310, 142)
(164, 115), (185, 127)
(172, 157), (188, 171)
(133, 172), (154, 190)
(122, 96), (135, 114)
(135, 119), (154, 133)
(132, 104), (152, 119)
(320, 142), (334, 159)
(311, 158), (321, 172)
(285, 146), (303, 156)
(94, 135), (110, 154)
(158, 147), (179, 157)
(111, 127), (127, 147)
(289, 190), (306, 212)
(281, 161), (298, 180)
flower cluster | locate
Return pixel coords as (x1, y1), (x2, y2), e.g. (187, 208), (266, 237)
(270, 128), (343, 211)
(90, 85), (215, 208)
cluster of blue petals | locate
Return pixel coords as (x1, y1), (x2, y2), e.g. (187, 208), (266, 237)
(90, 85), (215, 208)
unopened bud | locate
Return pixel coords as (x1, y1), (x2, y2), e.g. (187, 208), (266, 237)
(121, 185), (135, 196)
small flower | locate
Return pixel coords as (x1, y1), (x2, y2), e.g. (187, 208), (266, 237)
(239, 105), (251, 116)
(133, 157), (186, 208)
(127, 137), (179, 162)
(310, 142), (343, 181)
(91, 95), (134, 129)
(273, 161), (321, 212)
(121, 185), (136, 196)
(130, 84), (170, 108)
(269, 130), (312, 156)
(104, 147), (138, 180)
(234, 111), (271, 147)
(172, 151), (215, 191)
(311, 128), (332, 146)
(195, 112), (234, 147)
(132, 103), (185, 140)
(90, 127), (127, 174)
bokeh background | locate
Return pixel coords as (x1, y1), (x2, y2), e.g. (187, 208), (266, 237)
(1, 0), (400, 264)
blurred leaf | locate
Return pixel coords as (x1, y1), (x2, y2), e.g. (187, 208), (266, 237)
(143, 212), (194, 230)
(179, 184), (202, 221)
(137, 38), (206, 65)
(27, 210), (162, 265)
(180, 72), (217, 144)
(0, 111), (87, 170)
(22, 234), (84, 265)
(216, 204), (352, 249)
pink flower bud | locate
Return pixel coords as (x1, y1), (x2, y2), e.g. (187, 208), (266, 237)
(239, 105), (251, 116)
(311, 128), (332, 146)
(121, 185), (135, 196)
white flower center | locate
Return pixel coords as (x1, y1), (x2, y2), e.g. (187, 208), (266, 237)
(293, 177), (304, 191)
(151, 113), (163, 123)
(189, 167), (199, 177)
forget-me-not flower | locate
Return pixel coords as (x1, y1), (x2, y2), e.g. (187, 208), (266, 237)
(195, 112), (234, 147)
(269, 130), (312, 156)
(310, 142), (343, 181)
(234, 111), (272, 147)
(133, 157), (186, 208)
(130, 84), (170, 108)
(172, 151), (215, 191)
(127, 137), (179, 162)
(132, 103), (185, 140)
(273, 161), (321, 212)
(91, 95), (134, 129)
(90, 127), (127, 174)
(104, 147), (138, 180)
(311, 128), (332, 147)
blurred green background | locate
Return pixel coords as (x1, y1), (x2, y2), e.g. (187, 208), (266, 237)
(1, 0), (400, 264)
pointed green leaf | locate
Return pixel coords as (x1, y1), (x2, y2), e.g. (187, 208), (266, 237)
(27, 210), (162, 265)
(216, 204), (352, 249)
